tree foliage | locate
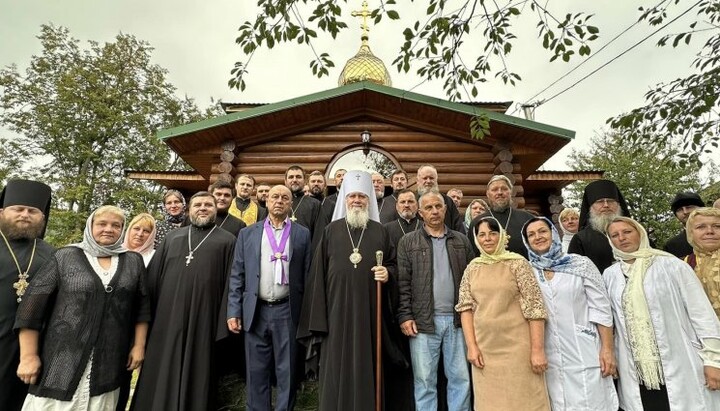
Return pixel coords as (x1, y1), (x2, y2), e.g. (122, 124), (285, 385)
(565, 131), (704, 247)
(0, 25), (221, 246)
(230, 0), (600, 100)
(608, 0), (720, 159)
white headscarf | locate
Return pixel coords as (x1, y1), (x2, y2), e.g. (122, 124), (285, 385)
(331, 170), (380, 223)
(71, 208), (127, 257)
(606, 216), (673, 390)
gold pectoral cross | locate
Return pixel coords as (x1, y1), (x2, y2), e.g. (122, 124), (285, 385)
(13, 272), (29, 303)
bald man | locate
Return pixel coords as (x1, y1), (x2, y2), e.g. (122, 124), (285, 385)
(227, 185), (312, 411)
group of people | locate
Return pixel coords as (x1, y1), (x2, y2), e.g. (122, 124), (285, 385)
(0, 166), (720, 411)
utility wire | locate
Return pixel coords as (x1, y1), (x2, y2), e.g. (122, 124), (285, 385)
(537, 0), (703, 107)
(510, 0), (696, 115)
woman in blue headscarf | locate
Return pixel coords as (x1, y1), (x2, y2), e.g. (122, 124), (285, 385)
(521, 216), (618, 411)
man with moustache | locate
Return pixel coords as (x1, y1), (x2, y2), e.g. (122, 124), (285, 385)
(373, 172), (397, 224)
(229, 174), (268, 226)
(446, 188), (463, 209)
(285, 166), (322, 241)
(208, 180), (246, 236)
(663, 191), (705, 258)
(0, 180), (54, 411)
(416, 165), (464, 233)
(383, 187), (421, 410)
(256, 182), (271, 208)
(467, 175), (534, 258)
(132, 192), (236, 411)
(308, 171), (326, 203)
(385, 189), (422, 248)
(568, 179), (631, 272)
(227, 185), (311, 411)
(298, 170), (399, 411)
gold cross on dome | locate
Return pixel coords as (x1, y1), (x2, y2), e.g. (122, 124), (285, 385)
(351, 1), (371, 39)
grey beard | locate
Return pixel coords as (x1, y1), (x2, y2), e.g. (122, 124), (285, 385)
(489, 203), (509, 213)
(346, 208), (369, 229)
(417, 184), (439, 196)
(376, 191), (384, 200)
(190, 214), (216, 228)
(0, 218), (43, 240)
(589, 210), (623, 233)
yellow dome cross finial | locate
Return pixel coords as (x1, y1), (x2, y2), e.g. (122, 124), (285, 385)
(338, 0), (393, 86)
(351, 1), (371, 42)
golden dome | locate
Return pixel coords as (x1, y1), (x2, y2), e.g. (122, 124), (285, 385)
(338, 38), (392, 87)
(339, 1), (391, 87)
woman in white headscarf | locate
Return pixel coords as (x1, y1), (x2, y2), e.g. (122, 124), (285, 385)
(604, 216), (720, 411)
(15, 206), (150, 411)
(123, 213), (156, 266)
(455, 217), (550, 411)
(522, 216), (618, 411)
(558, 207), (579, 253)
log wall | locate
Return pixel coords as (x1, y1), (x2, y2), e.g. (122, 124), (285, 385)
(210, 120), (541, 212)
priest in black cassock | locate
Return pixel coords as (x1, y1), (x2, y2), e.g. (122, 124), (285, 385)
(382, 187), (419, 410)
(131, 192), (236, 411)
(0, 180), (54, 411)
(568, 179), (631, 273)
(467, 175), (534, 258)
(663, 191), (704, 258)
(373, 172), (398, 224)
(285, 166), (323, 245)
(320, 168), (346, 225)
(384, 189), (421, 249)
(298, 170), (406, 411)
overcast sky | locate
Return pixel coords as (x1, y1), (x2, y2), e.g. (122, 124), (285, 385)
(0, 0), (710, 171)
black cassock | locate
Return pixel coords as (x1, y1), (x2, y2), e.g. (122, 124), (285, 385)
(0, 238), (54, 411)
(131, 225), (235, 411)
(378, 196), (398, 224)
(298, 219), (407, 411)
(568, 227), (616, 273)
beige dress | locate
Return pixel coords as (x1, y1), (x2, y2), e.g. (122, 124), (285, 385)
(456, 259), (550, 411)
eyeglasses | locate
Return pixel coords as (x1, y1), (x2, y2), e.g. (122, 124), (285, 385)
(593, 198), (617, 206)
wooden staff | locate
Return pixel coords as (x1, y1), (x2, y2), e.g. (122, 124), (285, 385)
(375, 250), (384, 411)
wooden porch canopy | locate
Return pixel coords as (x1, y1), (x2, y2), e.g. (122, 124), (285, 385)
(131, 81), (584, 213)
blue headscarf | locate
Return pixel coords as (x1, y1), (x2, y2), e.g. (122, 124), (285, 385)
(521, 217), (603, 287)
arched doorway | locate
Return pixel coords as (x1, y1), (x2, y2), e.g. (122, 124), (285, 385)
(325, 145), (400, 195)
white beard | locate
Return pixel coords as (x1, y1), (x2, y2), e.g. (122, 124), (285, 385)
(417, 184), (439, 196)
(346, 208), (369, 229)
(589, 209), (622, 233)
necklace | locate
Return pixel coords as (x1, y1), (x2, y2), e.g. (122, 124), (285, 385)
(290, 196), (305, 222)
(217, 214), (229, 228)
(345, 221), (367, 269)
(186, 225), (218, 266)
(488, 207), (513, 240)
(397, 218), (420, 235)
(1, 230), (37, 303)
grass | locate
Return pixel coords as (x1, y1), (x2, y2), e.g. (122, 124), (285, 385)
(217, 373), (319, 411)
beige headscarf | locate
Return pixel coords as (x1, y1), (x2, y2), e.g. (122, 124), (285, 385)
(469, 217), (525, 265)
(686, 207), (720, 316)
(607, 216), (674, 390)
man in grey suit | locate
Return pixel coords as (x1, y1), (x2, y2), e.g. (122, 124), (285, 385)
(227, 185), (312, 411)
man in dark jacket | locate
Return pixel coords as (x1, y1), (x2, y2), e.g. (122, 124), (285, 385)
(664, 191), (705, 258)
(397, 191), (472, 410)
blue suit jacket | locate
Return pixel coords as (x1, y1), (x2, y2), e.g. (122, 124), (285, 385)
(227, 219), (311, 331)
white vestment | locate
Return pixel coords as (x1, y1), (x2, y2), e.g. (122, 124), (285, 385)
(604, 256), (720, 411)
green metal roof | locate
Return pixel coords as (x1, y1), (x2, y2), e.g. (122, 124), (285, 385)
(158, 81), (574, 141)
